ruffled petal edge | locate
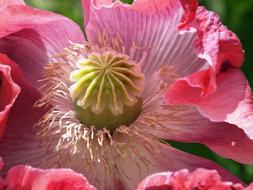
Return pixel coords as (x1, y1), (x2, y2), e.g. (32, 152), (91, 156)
(165, 4), (252, 138)
(2, 164), (96, 190)
(137, 168), (252, 190)
(0, 54), (20, 138)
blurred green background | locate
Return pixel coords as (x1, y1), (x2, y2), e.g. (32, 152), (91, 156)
(25, 0), (253, 183)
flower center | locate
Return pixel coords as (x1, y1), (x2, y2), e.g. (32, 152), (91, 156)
(69, 51), (145, 132)
(34, 40), (181, 188)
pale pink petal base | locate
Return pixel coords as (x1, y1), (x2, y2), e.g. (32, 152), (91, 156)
(137, 168), (252, 190)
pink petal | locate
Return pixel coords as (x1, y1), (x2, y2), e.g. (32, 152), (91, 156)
(157, 105), (253, 164)
(0, 54), (20, 138)
(166, 68), (253, 140)
(246, 184), (253, 190)
(178, 0), (198, 29)
(0, 4), (84, 87)
(0, 82), (89, 188)
(0, 157), (4, 190)
(0, 0), (24, 8)
(166, 5), (252, 139)
(83, 0), (184, 14)
(142, 70), (253, 164)
(0, 86), (49, 174)
(137, 168), (250, 190)
(115, 138), (241, 190)
(0, 55), (48, 173)
(4, 165), (96, 190)
(82, 0), (205, 76)
(182, 6), (244, 70)
(152, 144), (241, 184)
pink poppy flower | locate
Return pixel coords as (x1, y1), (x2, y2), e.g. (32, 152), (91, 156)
(137, 168), (253, 190)
(0, 0), (253, 189)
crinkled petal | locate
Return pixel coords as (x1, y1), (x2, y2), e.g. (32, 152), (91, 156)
(0, 54), (20, 138)
(137, 168), (250, 190)
(82, 0), (205, 77)
(0, 4), (84, 86)
(178, 0), (198, 29)
(115, 137), (241, 190)
(4, 165), (96, 190)
(165, 5), (252, 138)
(166, 68), (253, 140)
(181, 6), (244, 70)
